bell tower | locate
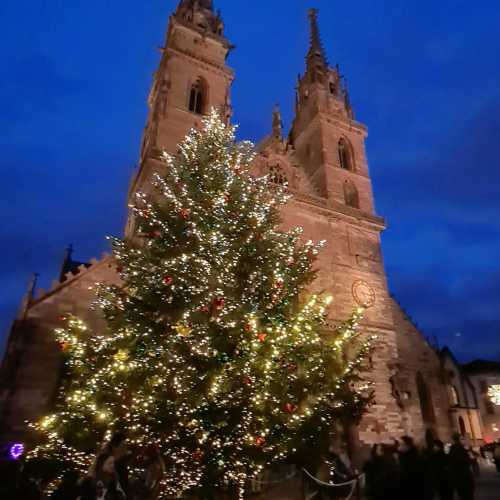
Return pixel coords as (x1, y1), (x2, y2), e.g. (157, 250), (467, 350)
(290, 9), (374, 218)
(128, 0), (234, 215)
(284, 10), (406, 449)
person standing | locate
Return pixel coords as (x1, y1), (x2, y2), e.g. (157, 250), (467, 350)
(398, 436), (433, 500)
(493, 439), (500, 473)
(449, 433), (475, 500)
(132, 444), (166, 500)
(428, 440), (453, 500)
(78, 432), (129, 500)
(364, 444), (386, 500)
(364, 444), (400, 500)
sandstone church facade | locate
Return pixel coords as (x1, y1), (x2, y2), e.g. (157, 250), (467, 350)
(0, 0), (482, 455)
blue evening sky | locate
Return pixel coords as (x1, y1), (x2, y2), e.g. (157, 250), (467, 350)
(1, 0), (499, 361)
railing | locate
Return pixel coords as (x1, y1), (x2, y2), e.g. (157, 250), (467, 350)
(302, 469), (365, 500)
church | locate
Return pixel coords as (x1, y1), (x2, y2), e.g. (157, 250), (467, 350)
(0, 0), (490, 459)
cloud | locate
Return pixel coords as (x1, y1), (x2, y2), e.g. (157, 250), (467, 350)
(376, 99), (500, 223)
(375, 99), (500, 362)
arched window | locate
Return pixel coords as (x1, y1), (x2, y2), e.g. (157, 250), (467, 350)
(450, 386), (460, 406)
(458, 416), (467, 436)
(188, 78), (206, 115)
(268, 164), (287, 186)
(343, 180), (359, 209)
(338, 138), (354, 171)
(416, 372), (436, 424)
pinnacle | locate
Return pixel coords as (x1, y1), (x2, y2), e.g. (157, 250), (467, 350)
(306, 8), (329, 70)
(272, 104), (283, 139)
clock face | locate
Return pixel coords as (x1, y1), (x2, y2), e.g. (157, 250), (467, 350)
(352, 280), (376, 308)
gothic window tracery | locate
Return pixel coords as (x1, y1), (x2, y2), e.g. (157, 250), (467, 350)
(268, 164), (288, 186)
(188, 78), (206, 115)
(343, 180), (359, 209)
(416, 372), (436, 424)
(338, 137), (354, 171)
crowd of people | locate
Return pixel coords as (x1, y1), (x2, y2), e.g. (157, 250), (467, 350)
(12, 433), (165, 500)
(362, 434), (489, 500)
(6, 432), (500, 499)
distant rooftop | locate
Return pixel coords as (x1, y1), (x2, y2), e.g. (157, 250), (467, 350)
(463, 359), (500, 375)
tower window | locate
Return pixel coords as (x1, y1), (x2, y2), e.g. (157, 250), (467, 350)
(343, 180), (359, 209)
(450, 385), (460, 406)
(338, 138), (354, 171)
(329, 82), (337, 95)
(188, 78), (206, 115)
(268, 164), (287, 186)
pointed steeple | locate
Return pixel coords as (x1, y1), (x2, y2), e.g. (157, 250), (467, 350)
(306, 8), (328, 79)
(272, 104), (283, 139)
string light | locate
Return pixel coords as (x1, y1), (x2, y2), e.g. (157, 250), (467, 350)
(488, 385), (500, 406)
(27, 111), (373, 499)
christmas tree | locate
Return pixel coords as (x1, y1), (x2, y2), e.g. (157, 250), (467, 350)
(28, 111), (373, 498)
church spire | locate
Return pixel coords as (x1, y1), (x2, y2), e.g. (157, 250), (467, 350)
(306, 8), (329, 78)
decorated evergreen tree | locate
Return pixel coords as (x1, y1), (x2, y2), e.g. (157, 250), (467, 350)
(28, 111), (373, 498)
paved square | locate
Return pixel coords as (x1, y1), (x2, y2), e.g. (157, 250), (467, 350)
(476, 464), (500, 500)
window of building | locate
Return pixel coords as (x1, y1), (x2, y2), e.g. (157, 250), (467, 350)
(416, 372), (436, 424)
(338, 138), (354, 171)
(329, 81), (337, 95)
(268, 164), (287, 186)
(188, 78), (206, 115)
(343, 180), (359, 209)
(450, 385), (460, 406)
(458, 416), (467, 436)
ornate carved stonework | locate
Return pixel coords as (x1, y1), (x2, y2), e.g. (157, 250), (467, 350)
(352, 280), (376, 308)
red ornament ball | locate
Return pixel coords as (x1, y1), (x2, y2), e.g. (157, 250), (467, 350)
(257, 333), (267, 343)
(163, 276), (173, 286)
(58, 341), (69, 352)
(57, 315), (66, 322)
(255, 436), (266, 447)
(147, 230), (161, 239)
(243, 376), (252, 385)
(179, 208), (191, 219)
(214, 297), (225, 310)
(285, 403), (298, 414)
(275, 279), (284, 289)
(192, 448), (204, 461)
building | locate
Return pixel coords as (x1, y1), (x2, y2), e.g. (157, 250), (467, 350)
(0, 0), (488, 459)
(440, 348), (483, 445)
(464, 360), (500, 443)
